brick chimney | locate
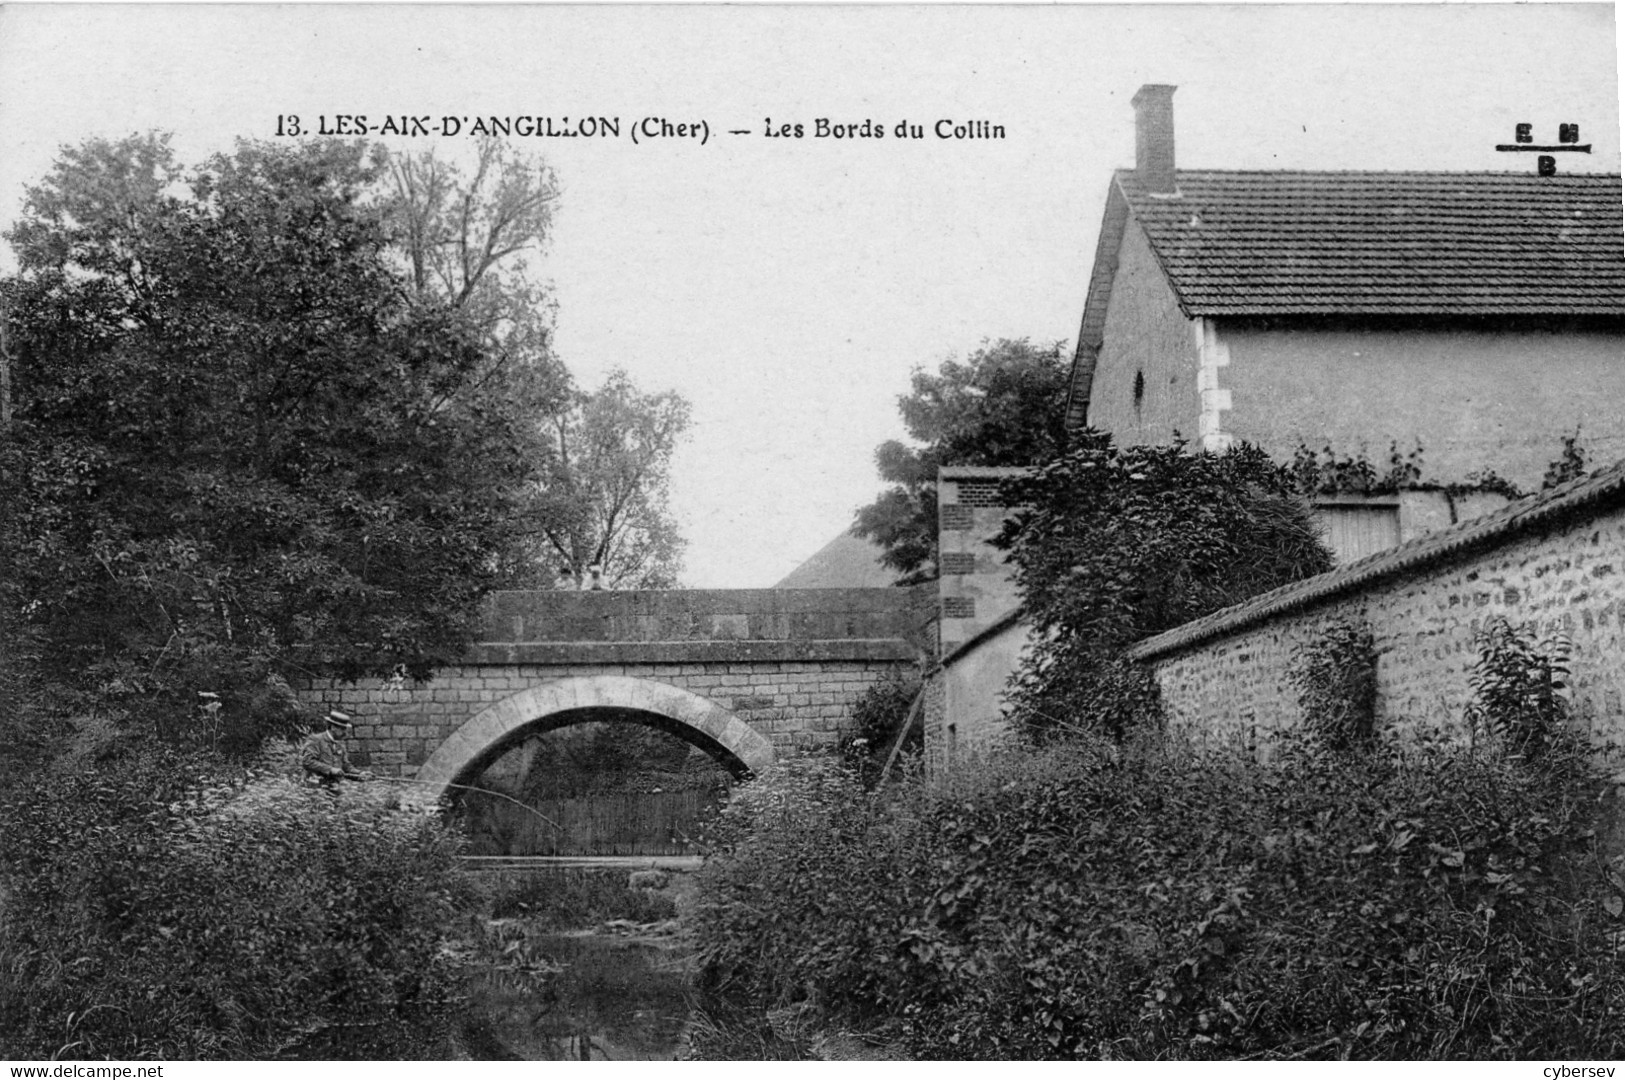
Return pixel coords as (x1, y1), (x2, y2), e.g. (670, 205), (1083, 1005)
(1132, 84), (1178, 194)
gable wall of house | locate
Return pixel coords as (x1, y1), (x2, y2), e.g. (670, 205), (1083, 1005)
(1216, 322), (1625, 491)
(1086, 218), (1202, 443)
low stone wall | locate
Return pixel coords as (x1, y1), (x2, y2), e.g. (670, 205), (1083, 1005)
(1129, 461), (1625, 756)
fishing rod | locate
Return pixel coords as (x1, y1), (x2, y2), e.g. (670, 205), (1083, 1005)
(366, 774), (563, 831)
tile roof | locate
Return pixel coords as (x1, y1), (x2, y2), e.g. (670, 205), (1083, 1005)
(1064, 169), (1625, 429)
(1118, 170), (1625, 317)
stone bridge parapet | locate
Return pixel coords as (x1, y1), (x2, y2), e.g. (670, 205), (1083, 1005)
(472, 587), (933, 664)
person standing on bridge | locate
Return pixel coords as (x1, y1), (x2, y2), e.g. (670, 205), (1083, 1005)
(301, 710), (370, 787)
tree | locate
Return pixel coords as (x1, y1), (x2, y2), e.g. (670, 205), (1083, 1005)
(379, 141), (695, 590)
(996, 433), (1333, 740)
(853, 338), (1070, 583)
(380, 137), (570, 419)
(2, 134), (537, 746)
(511, 370), (691, 589)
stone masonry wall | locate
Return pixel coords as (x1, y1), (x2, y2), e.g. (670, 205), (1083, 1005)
(1131, 464), (1625, 757)
(302, 658), (910, 777)
(293, 586), (927, 777)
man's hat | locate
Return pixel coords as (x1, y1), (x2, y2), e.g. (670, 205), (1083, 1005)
(324, 710), (354, 730)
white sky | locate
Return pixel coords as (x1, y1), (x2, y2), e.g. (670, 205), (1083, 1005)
(2, 4), (1620, 587)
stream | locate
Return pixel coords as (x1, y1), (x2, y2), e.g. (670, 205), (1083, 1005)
(466, 868), (698, 1060)
(459, 866), (907, 1061)
(473, 930), (693, 1059)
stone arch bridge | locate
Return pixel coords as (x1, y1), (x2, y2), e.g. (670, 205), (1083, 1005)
(297, 587), (934, 802)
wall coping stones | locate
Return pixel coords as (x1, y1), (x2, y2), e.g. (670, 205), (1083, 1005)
(484, 587), (911, 621)
(1129, 455), (1625, 663)
(466, 638), (920, 665)
(478, 587), (926, 648)
(938, 465), (1032, 481)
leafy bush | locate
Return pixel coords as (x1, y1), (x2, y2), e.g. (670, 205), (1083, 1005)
(1289, 619), (1378, 751)
(693, 734), (1624, 1059)
(840, 674), (924, 785)
(0, 745), (483, 1059)
(996, 435), (1331, 741)
(693, 759), (937, 1019)
(1465, 617), (1572, 759)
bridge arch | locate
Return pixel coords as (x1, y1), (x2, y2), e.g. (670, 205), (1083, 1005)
(410, 675), (776, 805)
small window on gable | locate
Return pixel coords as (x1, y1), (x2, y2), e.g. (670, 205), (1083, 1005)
(1132, 370), (1145, 410)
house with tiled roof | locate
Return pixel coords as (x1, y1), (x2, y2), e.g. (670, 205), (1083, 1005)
(925, 85), (1625, 771)
(1067, 84), (1625, 562)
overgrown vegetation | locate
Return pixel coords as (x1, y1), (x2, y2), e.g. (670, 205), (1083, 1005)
(996, 434), (1332, 741)
(1289, 618), (1378, 751)
(1466, 616), (1573, 759)
(1287, 431), (1596, 504)
(0, 746), (489, 1059)
(1287, 440), (1526, 501)
(684, 998), (818, 1060)
(695, 558), (1620, 1061)
(839, 674), (924, 786)
(1289, 439), (1425, 496)
(1542, 429), (1590, 491)
(693, 731), (1624, 1060)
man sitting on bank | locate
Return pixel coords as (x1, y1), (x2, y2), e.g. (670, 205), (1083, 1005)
(301, 710), (370, 786)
